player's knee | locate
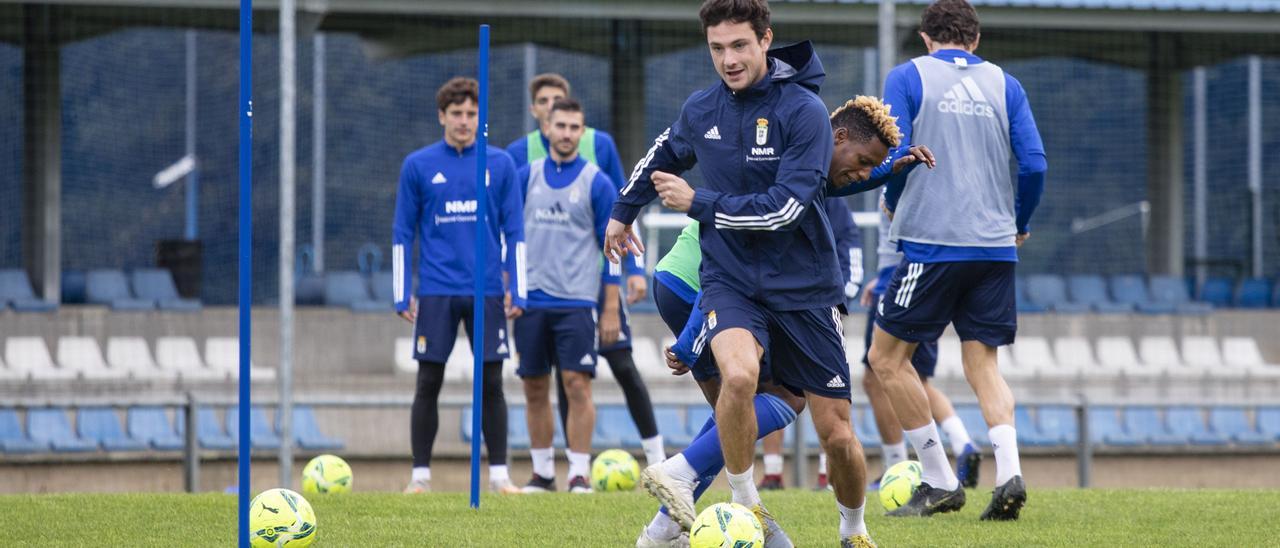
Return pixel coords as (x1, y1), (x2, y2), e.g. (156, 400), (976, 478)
(562, 371), (592, 398)
(719, 366), (756, 397)
(816, 418), (855, 454)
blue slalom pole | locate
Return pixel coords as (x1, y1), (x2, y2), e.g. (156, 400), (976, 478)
(469, 23), (490, 510)
(237, 0), (253, 546)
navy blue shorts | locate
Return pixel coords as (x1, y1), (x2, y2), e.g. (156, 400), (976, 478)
(597, 285), (633, 354)
(514, 308), (597, 378)
(861, 294), (937, 378)
(412, 296), (509, 363)
(654, 279), (695, 337)
(701, 288), (850, 399)
(876, 260), (1017, 347)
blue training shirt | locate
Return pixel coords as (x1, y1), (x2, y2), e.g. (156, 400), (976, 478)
(392, 140), (526, 312)
(882, 48), (1047, 263)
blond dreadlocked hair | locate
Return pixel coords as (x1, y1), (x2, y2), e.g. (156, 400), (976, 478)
(829, 96), (902, 148)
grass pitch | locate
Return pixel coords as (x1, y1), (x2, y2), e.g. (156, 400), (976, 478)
(0, 488), (1274, 546)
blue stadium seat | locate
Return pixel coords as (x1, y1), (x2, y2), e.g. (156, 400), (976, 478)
(1256, 407), (1280, 441)
(1148, 275), (1212, 314)
(1066, 275), (1133, 313)
(86, 269), (155, 310)
(1207, 407), (1270, 445)
(1035, 406), (1078, 446)
(1109, 275), (1175, 314)
(323, 271), (384, 312)
(127, 406), (184, 450)
(369, 271), (394, 306)
(77, 407), (148, 451)
(0, 269), (57, 312)
(654, 406), (692, 448)
(225, 407), (282, 450)
(687, 407), (713, 438)
(595, 405), (642, 448)
(1121, 406), (1184, 445)
(175, 408), (236, 450)
(61, 270), (87, 304)
(1014, 406), (1053, 447)
(1014, 277), (1047, 313)
(1164, 407), (1227, 446)
(954, 405), (990, 446)
(804, 417), (821, 449)
(856, 406), (882, 450)
(1234, 278), (1271, 309)
(1088, 406), (1142, 446)
(27, 408), (98, 452)
(130, 269), (201, 311)
(283, 406), (344, 450)
(1026, 274), (1088, 313)
(1273, 281), (1280, 310)
(0, 409), (49, 452)
(295, 274), (325, 306)
(1198, 277), (1234, 308)
(503, 406), (530, 450)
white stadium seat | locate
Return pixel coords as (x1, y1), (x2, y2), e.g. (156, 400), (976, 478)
(1221, 337), (1280, 379)
(56, 336), (127, 380)
(394, 337), (416, 374)
(996, 344), (1036, 380)
(442, 338), (475, 383)
(631, 337), (665, 381)
(0, 343), (28, 380)
(205, 337), (277, 381)
(105, 337), (175, 379)
(1181, 336), (1239, 379)
(155, 336), (223, 381)
(1011, 336), (1055, 378)
(1046, 337), (1089, 379)
(5, 336), (76, 380)
(1095, 336), (1145, 378)
(1139, 336), (1194, 378)
(935, 337), (964, 379)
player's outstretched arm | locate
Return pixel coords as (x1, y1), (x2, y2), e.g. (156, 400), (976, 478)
(827, 144), (936, 197)
(392, 157), (422, 322)
(498, 154), (527, 316)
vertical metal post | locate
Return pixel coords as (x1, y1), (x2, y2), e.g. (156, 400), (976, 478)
(237, 0), (253, 544)
(1192, 67), (1207, 286)
(22, 5), (61, 303)
(471, 24), (491, 510)
(1076, 398), (1091, 488)
(279, 0), (297, 489)
(861, 47), (881, 272)
(312, 33), (326, 273)
(1247, 56), (1263, 278)
(522, 43), (537, 135)
(793, 411), (810, 490)
(877, 0), (896, 98)
(184, 30), (199, 241)
(184, 393), (199, 493)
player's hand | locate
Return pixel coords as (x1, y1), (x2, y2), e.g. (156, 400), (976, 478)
(397, 296), (418, 323)
(504, 292), (523, 320)
(626, 275), (648, 305)
(1016, 232), (1031, 247)
(860, 278), (878, 308)
(664, 346), (691, 376)
(653, 171), (695, 213)
(599, 305), (621, 346)
(604, 219), (644, 264)
(892, 145), (936, 174)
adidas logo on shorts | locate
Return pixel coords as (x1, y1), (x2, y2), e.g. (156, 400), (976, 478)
(826, 375), (846, 389)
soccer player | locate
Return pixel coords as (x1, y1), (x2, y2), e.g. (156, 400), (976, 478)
(868, 0), (1047, 520)
(859, 192), (981, 489)
(759, 196), (863, 491)
(508, 74), (666, 466)
(515, 98), (620, 494)
(393, 77), (526, 495)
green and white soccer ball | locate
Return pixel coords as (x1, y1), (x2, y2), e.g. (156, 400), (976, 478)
(879, 459), (923, 511)
(302, 454), (353, 495)
(689, 502), (764, 548)
(591, 448), (640, 491)
(249, 488), (316, 548)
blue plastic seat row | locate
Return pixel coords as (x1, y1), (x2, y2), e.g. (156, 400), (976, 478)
(1200, 277), (1279, 309)
(82, 269), (201, 311)
(0, 406), (342, 453)
(1021, 274), (1213, 314)
(296, 270), (390, 312)
(0, 269), (57, 312)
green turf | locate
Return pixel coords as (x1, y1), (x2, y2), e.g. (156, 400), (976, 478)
(0, 488), (1275, 546)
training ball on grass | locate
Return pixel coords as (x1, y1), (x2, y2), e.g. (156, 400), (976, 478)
(591, 448), (640, 491)
(249, 488), (316, 548)
(879, 459), (923, 511)
(302, 454), (353, 495)
(689, 502), (764, 548)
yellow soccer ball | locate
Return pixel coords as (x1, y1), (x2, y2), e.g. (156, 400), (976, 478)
(591, 448), (640, 491)
(249, 488), (316, 548)
(689, 502), (764, 548)
(879, 460), (923, 511)
(302, 454), (353, 495)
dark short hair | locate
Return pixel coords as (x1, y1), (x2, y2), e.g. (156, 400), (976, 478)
(529, 73), (571, 102)
(920, 0), (980, 46)
(548, 97), (583, 119)
(436, 77), (478, 112)
(699, 0), (771, 41)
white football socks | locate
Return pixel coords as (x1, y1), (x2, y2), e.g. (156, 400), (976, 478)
(837, 499), (867, 538)
(661, 453), (699, 484)
(817, 452), (828, 475)
(642, 435), (667, 466)
(646, 511), (683, 541)
(530, 447), (555, 479)
(411, 467), (430, 482)
(941, 415), (974, 455)
(489, 464), (509, 483)
(905, 422), (959, 490)
(567, 450), (591, 480)
(882, 440), (908, 470)
(763, 453), (784, 476)
(989, 424), (1022, 487)
(726, 465), (761, 507)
